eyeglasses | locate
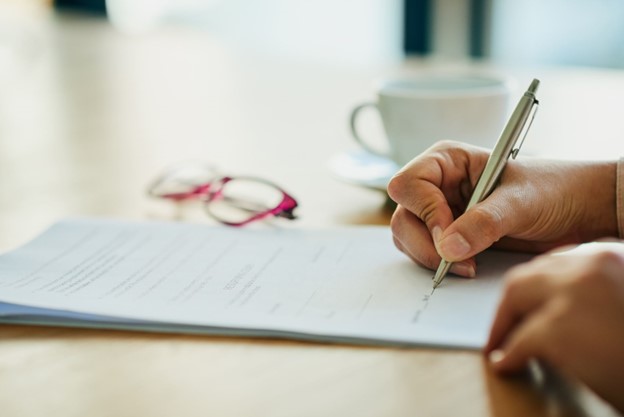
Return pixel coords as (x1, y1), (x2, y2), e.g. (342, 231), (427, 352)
(147, 162), (298, 227)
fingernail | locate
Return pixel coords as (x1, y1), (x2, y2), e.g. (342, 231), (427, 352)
(451, 262), (476, 278)
(432, 226), (442, 245)
(489, 349), (505, 364)
(438, 232), (471, 260)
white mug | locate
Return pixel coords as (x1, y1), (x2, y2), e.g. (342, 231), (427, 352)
(350, 74), (512, 166)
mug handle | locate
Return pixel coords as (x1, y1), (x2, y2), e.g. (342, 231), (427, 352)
(349, 102), (390, 158)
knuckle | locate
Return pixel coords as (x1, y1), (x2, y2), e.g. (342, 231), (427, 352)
(430, 139), (461, 152)
(592, 249), (624, 268)
(387, 171), (409, 203)
(417, 198), (441, 227)
(504, 265), (525, 283)
(502, 274), (524, 298)
(568, 268), (595, 288)
(501, 267), (534, 298)
(570, 249), (624, 287)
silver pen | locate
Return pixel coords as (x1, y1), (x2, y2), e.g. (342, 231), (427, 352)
(432, 78), (540, 290)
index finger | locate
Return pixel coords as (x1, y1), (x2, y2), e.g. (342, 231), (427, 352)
(485, 263), (556, 353)
(387, 149), (463, 235)
(390, 142), (492, 226)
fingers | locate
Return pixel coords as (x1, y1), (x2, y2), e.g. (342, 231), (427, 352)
(488, 310), (552, 373)
(391, 205), (476, 277)
(391, 206), (438, 267)
(387, 145), (469, 267)
(485, 256), (565, 373)
(485, 264), (555, 352)
(487, 247), (624, 411)
(436, 189), (523, 262)
(389, 143), (513, 264)
(387, 162), (455, 236)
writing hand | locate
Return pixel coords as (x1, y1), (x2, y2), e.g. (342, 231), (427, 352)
(387, 141), (617, 276)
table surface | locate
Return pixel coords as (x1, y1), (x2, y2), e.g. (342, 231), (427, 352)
(0, 8), (623, 417)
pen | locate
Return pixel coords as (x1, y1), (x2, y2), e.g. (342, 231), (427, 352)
(432, 78), (540, 290)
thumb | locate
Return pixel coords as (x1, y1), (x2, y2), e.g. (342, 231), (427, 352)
(436, 197), (515, 262)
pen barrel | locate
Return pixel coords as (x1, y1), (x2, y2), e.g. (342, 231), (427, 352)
(431, 79), (539, 290)
(466, 92), (538, 209)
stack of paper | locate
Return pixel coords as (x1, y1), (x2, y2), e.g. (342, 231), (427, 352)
(0, 218), (530, 348)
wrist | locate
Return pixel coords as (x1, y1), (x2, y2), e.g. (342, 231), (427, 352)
(581, 160), (619, 240)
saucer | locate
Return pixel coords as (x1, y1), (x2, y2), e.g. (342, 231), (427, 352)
(328, 150), (399, 191)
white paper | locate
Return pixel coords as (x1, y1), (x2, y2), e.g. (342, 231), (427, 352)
(0, 218), (531, 348)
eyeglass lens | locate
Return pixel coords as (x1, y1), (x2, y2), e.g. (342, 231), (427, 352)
(150, 164), (219, 197)
(206, 178), (285, 224)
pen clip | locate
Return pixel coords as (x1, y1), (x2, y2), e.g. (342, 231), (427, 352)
(511, 98), (539, 159)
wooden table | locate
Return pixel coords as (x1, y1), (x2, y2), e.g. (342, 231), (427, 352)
(0, 10), (623, 417)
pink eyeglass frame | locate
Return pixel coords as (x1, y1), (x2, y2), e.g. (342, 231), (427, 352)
(148, 174), (298, 227)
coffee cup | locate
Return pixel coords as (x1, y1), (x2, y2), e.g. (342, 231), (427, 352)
(350, 74), (512, 167)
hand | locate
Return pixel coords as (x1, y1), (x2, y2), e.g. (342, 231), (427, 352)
(485, 242), (624, 412)
(387, 141), (618, 276)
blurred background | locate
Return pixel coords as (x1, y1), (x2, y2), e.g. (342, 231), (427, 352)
(1, 0), (624, 247)
(44, 0), (624, 68)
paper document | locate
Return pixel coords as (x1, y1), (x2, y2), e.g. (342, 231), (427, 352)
(0, 218), (530, 348)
